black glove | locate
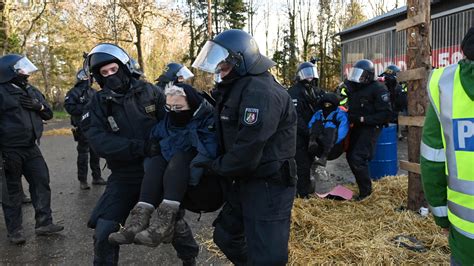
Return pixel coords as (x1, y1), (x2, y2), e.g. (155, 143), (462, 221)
(19, 95), (43, 111)
(144, 139), (161, 157)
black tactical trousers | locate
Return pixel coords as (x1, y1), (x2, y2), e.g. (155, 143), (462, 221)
(76, 131), (101, 182)
(1, 146), (53, 235)
(295, 148), (313, 198)
(346, 125), (380, 197)
(213, 175), (296, 266)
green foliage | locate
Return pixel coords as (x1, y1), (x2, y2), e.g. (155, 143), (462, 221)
(53, 110), (70, 120)
(221, 0), (247, 30)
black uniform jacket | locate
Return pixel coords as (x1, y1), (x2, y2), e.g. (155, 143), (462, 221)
(347, 81), (392, 127)
(64, 80), (96, 127)
(287, 82), (324, 147)
(211, 72), (297, 179)
(82, 79), (165, 178)
(0, 83), (53, 149)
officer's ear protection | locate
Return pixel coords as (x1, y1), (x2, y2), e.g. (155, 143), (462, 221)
(225, 51), (245, 76)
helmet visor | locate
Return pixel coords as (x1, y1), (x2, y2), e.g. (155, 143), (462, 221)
(192, 41), (229, 74)
(176, 66), (194, 80)
(14, 57), (38, 75)
(347, 67), (367, 83)
(298, 66), (319, 80)
(88, 43), (130, 65)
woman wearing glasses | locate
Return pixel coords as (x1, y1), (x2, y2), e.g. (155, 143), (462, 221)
(108, 83), (222, 262)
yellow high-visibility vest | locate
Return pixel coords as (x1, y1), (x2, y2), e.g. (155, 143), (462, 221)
(427, 63), (474, 239)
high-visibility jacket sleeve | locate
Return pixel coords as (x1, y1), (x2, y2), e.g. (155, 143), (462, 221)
(420, 103), (450, 228)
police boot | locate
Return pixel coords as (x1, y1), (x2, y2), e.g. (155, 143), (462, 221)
(8, 231), (26, 245)
(108, 203), (154, 245)
(35, 223), (64, 236)
(92, 177), (107, 185)
(80, 181), (90, 190)
(314, 155), (328, 167)
(134, 201), (180, 247)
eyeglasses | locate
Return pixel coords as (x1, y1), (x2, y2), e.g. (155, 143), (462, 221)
(164, 104), (190, 112)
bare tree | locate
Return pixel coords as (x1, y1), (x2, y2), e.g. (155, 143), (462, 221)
(298, 0), (314, 61)
(20, 1), (47, 52)
(118, 1), (156, 70)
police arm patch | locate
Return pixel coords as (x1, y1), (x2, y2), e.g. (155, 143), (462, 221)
(381, 93), (390, 102)
(243, 108), (259, 125)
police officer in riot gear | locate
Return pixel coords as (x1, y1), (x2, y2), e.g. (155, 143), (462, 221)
(64, 69), (105, 190)
(82, 43), (198, 265)
(379, 65), (406, 123)
(192, 29), (297, 265)
(288, 62), (325, 198)
(0, 54), (64, 244)
(346, 59), (392, 201)
(155, 63), (194, 90)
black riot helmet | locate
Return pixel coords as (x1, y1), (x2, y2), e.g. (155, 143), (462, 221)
(296, 62), (319, 81)
(156, 63), (194, 83)
(380, 64), (400, 78)
(85, 43), (139, 78)
(347, 59), (375, 84)
(192, 29), (275, 78)
(0, 54), (38, 83)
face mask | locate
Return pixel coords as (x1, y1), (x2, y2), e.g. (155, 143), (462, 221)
(322, 103), (337, 116)
(301, 79), (312, 88)
(11, 74), (29, 89)
(104, 69), (130, 93)
(169, 110), (194, 127)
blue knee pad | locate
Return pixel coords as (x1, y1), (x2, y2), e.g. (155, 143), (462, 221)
(93, 218), (120, 265)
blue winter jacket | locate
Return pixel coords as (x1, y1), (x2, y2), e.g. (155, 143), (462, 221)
(149, 100), (217, 185)
(308, 107), (349, 144)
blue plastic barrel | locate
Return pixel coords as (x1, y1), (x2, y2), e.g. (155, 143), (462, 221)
(369, 123), (398, 180)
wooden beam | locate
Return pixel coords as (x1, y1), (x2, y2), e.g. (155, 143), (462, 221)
(398, 115), (425, 127)
(400, 160), (421, 174)
(396, 13), (426, 32)
(405, 0), (430, 211)
(398, 67), (427, 82)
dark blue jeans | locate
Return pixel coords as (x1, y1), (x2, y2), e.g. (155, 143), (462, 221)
(1, 146), (53, 235)
(213, 177), (296, 265)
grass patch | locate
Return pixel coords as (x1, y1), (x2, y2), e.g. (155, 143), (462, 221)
(53, 110), (70, 120)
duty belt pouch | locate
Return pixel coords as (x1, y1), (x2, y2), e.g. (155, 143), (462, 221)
(281, 159), (297, 187)
(71, 127), (79, 141)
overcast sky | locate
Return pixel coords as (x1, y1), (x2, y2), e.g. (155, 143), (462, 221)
(250, 0), (406, 56)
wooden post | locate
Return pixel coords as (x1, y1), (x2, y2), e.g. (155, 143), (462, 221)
(207, 0), (212, 39)
(397, 0), (431, 211)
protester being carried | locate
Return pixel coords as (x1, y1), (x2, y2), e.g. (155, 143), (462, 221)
(308, 93), (349, 167)
(108, 83), (223, 250)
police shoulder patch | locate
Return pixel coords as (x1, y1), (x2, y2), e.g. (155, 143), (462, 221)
(243, 108), (259, 125)
(381, 93), (390, 102)
(145, 104), (156, 113)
